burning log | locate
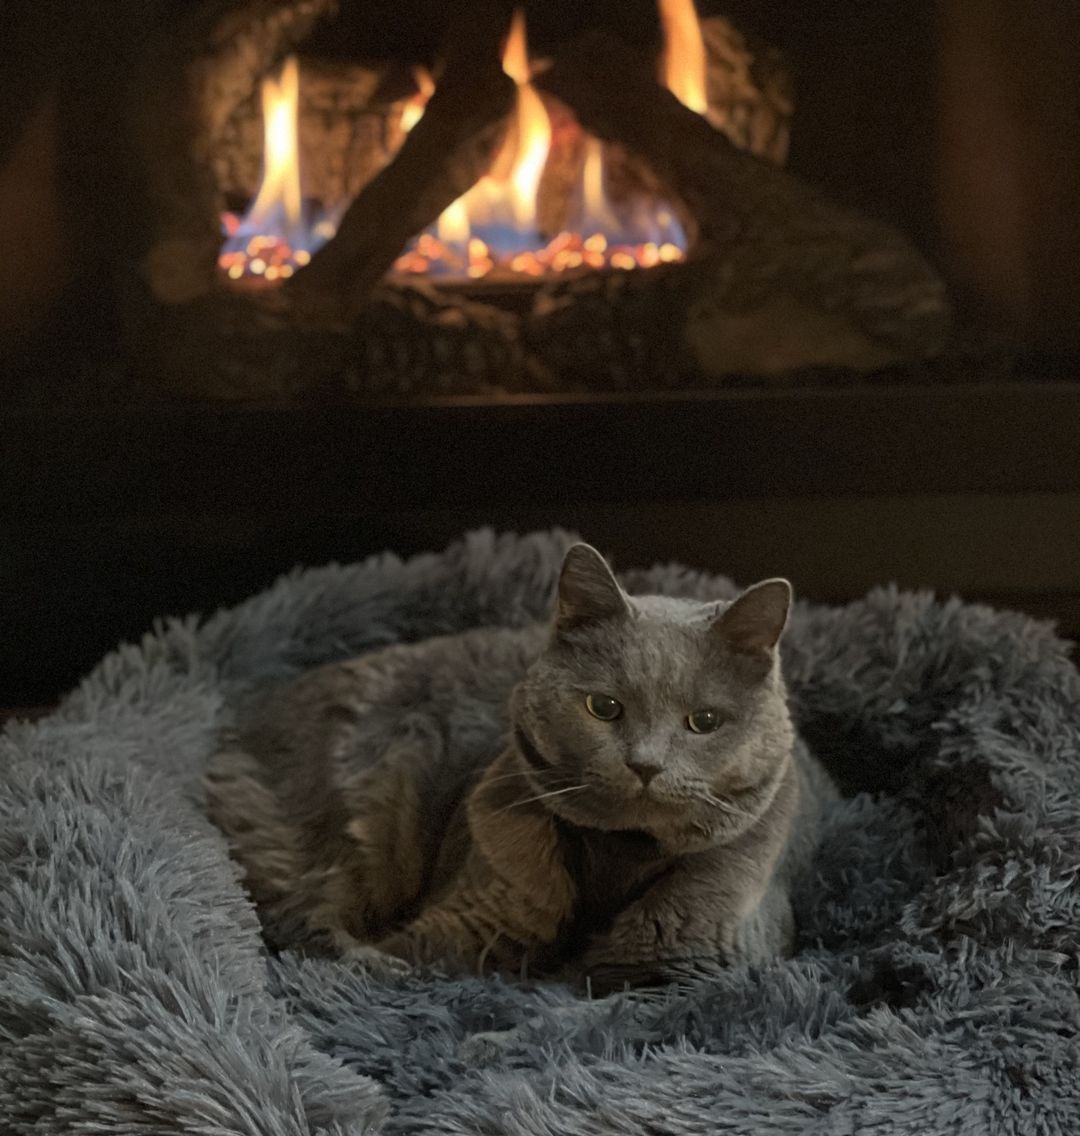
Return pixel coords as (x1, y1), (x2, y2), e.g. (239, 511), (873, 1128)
(537, 12), (793, 237)
(535, 30), (952, 371)
(288, 1), (517, 310)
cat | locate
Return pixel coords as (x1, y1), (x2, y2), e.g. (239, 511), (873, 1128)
(206, 543), (835, 990)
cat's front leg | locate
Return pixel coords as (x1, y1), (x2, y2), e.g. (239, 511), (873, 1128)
(375, 897), (530, 975)
(374, 810), (577, 975)
(374, 874), (560, 976)
(576, 854), (793, 993)
(375, 752), (579, 974)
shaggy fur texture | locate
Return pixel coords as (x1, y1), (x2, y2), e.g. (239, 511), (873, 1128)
(2, 528), (1079, 1134)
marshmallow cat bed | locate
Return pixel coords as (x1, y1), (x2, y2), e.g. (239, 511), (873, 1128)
(3, 529), (1079, 1135)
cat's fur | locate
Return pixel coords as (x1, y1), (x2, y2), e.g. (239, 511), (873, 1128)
(206, 544), (835, 989)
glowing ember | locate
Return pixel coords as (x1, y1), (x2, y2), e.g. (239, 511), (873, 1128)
(217, 56), (337, 283)
(393, 5), (695, 281)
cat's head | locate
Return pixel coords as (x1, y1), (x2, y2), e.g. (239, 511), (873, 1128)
(511, 543), (795, 854)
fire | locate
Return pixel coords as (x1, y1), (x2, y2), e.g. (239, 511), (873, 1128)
(221, 1), (710, 286)
(218, 56), (335, 283)
(404, 10), (554, 273)
(657, 0), (708, 115)
(400, 66), (434, 133)
(494, 12), (550, 230)
(393, 6), (693, 281)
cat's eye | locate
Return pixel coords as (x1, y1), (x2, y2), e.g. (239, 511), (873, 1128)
(585, 693), (623, 721)
(687, 709), (721, 734)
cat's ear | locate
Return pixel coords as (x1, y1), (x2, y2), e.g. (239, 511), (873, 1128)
(712, 579), (792, 657)
(556, 544), (630, 631)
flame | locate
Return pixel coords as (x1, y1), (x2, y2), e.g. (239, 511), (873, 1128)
(502, 83), (551, 230)
(580, 138), (622, 236)
(218, 56), (336, 283)
(437, 198), (470, 245)
(394, 11), (552, 275)
(401, 66), (434, 133)
(493, 12), (551, 228)
(657, 0), (708, 115)
(221, 1), (713, 286)
(393, 0), (707, 280)
(501, 8), (531, 84)
(399, 15), (553, 253)
(396, 9), (690, 279)
(453, 10), (551, 244)
(566, 137), (687, 268)
(248, 57), (303, 232)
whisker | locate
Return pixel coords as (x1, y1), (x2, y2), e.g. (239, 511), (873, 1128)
(701, 791), (755, 819)
(479, 769), (538, 784)
(492, 785), (588, 816)
(481, 769), (578, 788)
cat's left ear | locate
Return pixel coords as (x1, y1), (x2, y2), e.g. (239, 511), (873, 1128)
(712, 579), (792, 658)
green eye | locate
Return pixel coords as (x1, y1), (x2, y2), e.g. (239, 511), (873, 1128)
(586, 693), (623, 721)
(687, 709), (721, 734)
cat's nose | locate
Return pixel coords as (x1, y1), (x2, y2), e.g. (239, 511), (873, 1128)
(626, 759), (662, 785)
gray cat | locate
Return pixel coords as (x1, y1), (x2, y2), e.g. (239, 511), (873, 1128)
(206, 543), (835, 990)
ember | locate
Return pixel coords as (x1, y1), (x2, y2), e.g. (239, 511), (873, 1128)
(393, 229), (685, 280)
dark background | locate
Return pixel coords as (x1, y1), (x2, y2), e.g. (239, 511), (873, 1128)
(2, 0), (1079, 709)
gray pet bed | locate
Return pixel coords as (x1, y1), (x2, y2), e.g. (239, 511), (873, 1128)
(3, 529), (1080, 1135)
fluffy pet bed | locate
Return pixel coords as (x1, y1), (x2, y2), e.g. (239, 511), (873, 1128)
(3, 529), (1079, 1135)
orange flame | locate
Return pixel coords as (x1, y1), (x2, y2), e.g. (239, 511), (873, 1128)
(399, 13), (552, 250)
(218, 55), (337, 283)
(657, 0), (708, 115)
(224, 1), (713, 285)
(449, 10), (551, 240)
(393, 2), (702, 280)
(579, 138), (622, 235)
(400, 66), (435, 133)
(246, 56), (303, 234)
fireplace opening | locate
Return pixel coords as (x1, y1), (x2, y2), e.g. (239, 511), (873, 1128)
(21, 0), (955, 401)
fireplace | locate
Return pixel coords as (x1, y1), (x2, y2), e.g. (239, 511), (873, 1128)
(2, 0), (1079, 707)
(41, 0), (956, 401)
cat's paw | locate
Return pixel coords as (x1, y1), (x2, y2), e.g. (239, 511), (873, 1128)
(340, 942), (414, 979)
(578, 954), (729, 995)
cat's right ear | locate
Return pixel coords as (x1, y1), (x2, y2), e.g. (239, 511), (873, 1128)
(555, 544), (630, 632)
